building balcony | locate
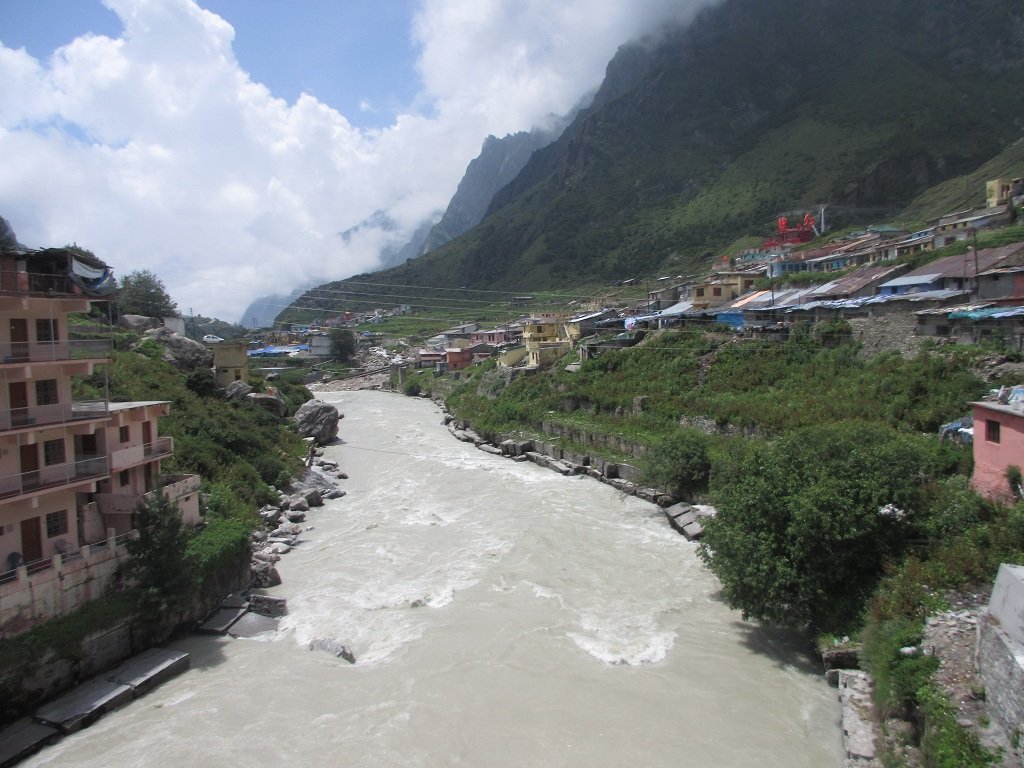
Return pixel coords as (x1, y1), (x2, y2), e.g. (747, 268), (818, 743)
(108, 437), (174, 472)
(0, 338), (112, 366)
(94, 473), (200, 518)
(0, 400), (109, 433)
(0, 454), (109, 500)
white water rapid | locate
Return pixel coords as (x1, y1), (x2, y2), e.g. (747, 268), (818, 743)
(23, 390), (842, 767)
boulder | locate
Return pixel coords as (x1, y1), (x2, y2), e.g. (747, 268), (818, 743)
(286, 510), (306, 523)
(138, 326), (213, 370)
(250, 560), (281, 588)
(224, 380), (254, 401)
(294, 399), (343, 445)
(304, 489), (324, 508)
(247, 391), (287, 418)
(289, 497), (310, 513)
(118, 314), (162, 332)
(325, 488), (346, 500)
(249, 594), (288, 618)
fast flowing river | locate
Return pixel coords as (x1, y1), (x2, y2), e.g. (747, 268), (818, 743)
(25, 390), (842, 767)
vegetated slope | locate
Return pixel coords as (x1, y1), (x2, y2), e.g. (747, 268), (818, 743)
(282, 0), (1024, 323)
(898, 137), (1024, 225)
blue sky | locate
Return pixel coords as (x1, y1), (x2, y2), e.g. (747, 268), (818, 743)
(0, 0), (707, 320)
(1, 0), (420, 129)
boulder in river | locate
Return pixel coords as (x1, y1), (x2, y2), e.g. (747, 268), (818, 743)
(294, 399), (342, 445)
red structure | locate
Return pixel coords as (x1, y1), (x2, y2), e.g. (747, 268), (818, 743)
(762, 213), (817, 247)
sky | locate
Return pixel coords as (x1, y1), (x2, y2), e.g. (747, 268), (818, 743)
(0, 0), (707, 321)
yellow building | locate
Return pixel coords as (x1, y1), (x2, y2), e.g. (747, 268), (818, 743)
(212, 340), (249, 386)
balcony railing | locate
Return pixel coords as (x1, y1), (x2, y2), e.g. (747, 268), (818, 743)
(0, 338), (112, 365)
(0, 455), (109, 499)
(0, 270), (75, 297)
(0, 400), (109, 432)
(143, 436), (174, 459)
(94, 474), (200, 518)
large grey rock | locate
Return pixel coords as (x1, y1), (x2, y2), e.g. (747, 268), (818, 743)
(250, 560), (281, 588)
(247, 391), (286, 418)
(224, 379), (254, 401)
(294, 399), (343, 445)
(118, 314), (162, 332)
(138, 327), (213, 370)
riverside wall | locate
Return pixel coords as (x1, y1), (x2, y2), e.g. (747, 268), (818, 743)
(0, 553), (251, 726)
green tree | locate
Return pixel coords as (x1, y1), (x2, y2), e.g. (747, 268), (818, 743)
(119, 269), (178, 318)
(125, 492), (193, 618)
(329, 328), (356, 361)
(698, 422), (958, 633)
(641, 428), (711, 499)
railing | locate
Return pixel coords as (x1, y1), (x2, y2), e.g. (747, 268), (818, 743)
(0, 270), (75, 297)
(0, 338), (112, 365)
(0, 399), (108, 432)
(94, 474), (200, 518)
(143, 436), (174, 458)
(0, 455), (109, 499)
(159, 473), (201, 499)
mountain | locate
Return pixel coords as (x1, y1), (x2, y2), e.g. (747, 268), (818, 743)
(417, 128), (567, 257)
(241, 288), (306, 329)
(282, 0), (1024, 320)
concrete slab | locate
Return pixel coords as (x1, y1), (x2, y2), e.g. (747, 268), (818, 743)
(988, 563), (1024, 647)
(220, 592), (249, 610)
(227, 612), (279, 638)
(197, 606), (248, 635)
(663, 503), (694, 519)
(34, 678), (133, 734)
(107, 648), (190, 697)
(0, 718), (60, 768)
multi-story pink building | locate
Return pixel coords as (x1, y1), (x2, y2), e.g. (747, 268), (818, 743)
(0, 248), (200, 638)
(972, 395), (1024, 503)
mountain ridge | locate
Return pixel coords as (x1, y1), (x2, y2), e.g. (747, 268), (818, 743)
(280, 0), (1024, 322)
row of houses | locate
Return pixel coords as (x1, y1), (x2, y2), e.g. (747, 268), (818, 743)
(0, 249), (200, 639)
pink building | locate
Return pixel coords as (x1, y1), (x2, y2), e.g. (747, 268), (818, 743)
(0, 248), (200, 638)
(445, 348), (473, 371)
(971, 398), (1024, 503)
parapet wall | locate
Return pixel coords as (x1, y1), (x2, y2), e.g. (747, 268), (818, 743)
(977, 564), (1024, 741)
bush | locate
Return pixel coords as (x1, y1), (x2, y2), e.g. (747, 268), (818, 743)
(641, 428), (711, 499)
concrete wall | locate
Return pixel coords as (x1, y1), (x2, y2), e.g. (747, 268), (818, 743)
(977, 564), (1024, 740)
(0, 534), (130, 639)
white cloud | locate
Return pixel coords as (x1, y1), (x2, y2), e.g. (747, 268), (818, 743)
(0, 0), (709, 321)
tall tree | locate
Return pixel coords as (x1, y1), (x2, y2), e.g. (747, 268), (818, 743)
(125, 492), (193, 619)
(119, 269), (178, 318)
(329, 328), (357, 362)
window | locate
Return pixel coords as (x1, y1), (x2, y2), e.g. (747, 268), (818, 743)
(119, 425), (130, 443)
(35, 379), (59, 406)
(119, 470), (130, 487)
(695, 288), (705, 297)
(35, 319), (59, 343)
(45, 510), (68, 538)
(986, 419), (1001, 444)
(713, 287), (722, 297)
(43, 439), (65, 466)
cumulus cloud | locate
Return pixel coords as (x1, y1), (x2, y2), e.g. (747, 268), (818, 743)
(0, 0), (709, 320)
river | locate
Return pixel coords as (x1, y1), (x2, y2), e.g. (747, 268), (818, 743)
(24, 390), (842, 767)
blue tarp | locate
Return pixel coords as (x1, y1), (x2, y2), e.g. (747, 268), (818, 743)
(248, 345), (309, 356)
